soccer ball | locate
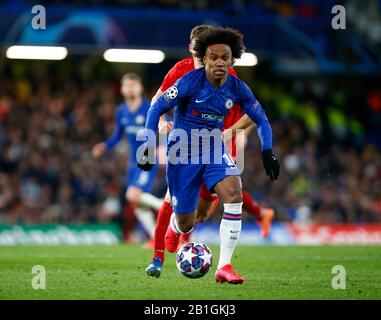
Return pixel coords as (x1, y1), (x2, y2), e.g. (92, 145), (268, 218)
(176, 242), (213, 279)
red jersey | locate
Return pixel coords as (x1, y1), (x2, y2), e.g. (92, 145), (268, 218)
(159, 57), (242, 157)
(160, 57), (195, 92)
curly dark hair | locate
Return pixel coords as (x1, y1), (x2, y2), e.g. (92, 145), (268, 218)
(193, 27), (245, 63)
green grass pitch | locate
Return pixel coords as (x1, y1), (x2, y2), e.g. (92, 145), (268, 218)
(0, 245), (380, 300)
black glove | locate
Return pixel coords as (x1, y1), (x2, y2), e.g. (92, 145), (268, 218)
(137, 147), (154, 171)
(261, 149), (280, 181)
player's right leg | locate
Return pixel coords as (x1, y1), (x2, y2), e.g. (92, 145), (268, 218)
(166, 211), (197, 251)
(179, 183), (219, 246)
(147, 182), (219, 269)
(164, 162), (203, 253)
(196, 182), (219, 223)
(146, 163), (202, 277)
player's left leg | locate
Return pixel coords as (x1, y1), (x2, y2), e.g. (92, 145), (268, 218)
(212, 176), (244, 284)
(203, 154), (244, 284)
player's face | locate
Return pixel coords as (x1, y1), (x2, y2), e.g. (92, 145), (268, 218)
(121, 79), (143, 99)
(203, 44), (233, 81)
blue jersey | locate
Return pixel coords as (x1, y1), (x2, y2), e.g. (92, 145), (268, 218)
(145, 67), (272, 151)
(105, 99), (151, 163)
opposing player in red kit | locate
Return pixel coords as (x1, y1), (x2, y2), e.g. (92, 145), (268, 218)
(145, 25), (275, 279)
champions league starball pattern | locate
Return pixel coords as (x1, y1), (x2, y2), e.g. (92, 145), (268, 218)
(176, 242), (213, 279)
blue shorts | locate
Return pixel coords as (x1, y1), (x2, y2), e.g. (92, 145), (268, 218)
(166, 152), (240, 214)
(125, 162), (158, 193)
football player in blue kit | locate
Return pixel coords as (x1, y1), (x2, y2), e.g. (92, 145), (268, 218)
(138, 28), (280, 283)
(92, 73), (162, 244)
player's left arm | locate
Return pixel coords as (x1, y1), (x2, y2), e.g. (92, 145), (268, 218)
(239, 82), (280, 181)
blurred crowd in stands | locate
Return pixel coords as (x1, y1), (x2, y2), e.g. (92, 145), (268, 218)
(0, 59), (380, 226)
(241, 76), (381, 224)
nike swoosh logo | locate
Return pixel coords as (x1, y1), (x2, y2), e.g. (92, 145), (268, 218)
(195, 99), (206, 103)
(230, 231), (239, 233)
(272, 156), (277, 160)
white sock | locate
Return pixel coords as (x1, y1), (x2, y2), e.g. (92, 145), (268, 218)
(139, 193), (163, 210)
(218, 203), (242, 270)
(135, 208), (156, 239)
(169, 213), (193, 234)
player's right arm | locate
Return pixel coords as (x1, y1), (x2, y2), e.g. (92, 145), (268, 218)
(137, 78), (190, 171)
(145, 79), (188, 135)
(151, 88), (174, 134)
(151, 88), (163, 106)
(92, 108), (123, 159)
(151, 63), (182, 134)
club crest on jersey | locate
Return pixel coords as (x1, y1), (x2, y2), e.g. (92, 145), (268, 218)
(224, 99), (234, 110)
(164, 85), (178, 102)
